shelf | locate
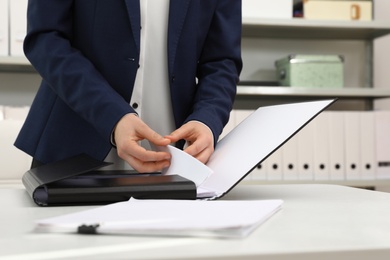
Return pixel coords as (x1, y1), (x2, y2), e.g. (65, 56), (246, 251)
(242, 18), (390, 40)
(237, 86), (390, 100)
(242, 179), (390, 188)
(0, 56), (35, 73)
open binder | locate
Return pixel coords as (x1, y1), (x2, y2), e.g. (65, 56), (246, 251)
(23, 99), (336, 206)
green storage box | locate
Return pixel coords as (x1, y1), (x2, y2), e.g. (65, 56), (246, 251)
(275, 54), (344, 88)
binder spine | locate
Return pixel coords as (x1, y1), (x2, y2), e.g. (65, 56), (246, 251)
(22, 171), (42, 198)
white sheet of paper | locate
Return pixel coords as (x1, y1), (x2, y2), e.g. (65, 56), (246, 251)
(36, 198), (283, 238)
(154, 145), (212, 187)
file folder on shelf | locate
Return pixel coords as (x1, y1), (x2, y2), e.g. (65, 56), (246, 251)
(328, 111), (345, 181)
(296, 120), (314, 180)
(0, 0), (8, 56)
(266, 147), (283, 181)
(360, 111), (376, 180)
(250, 161), (268, 181)
(344, 111), (361, 180)
(375, 111), (390, 179)
(10, 0), (28, 56)
(312, 113), (330, 181)
(281, 135), (299, 181)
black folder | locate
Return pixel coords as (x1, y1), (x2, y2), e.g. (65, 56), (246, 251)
(22, 154), (197, 206)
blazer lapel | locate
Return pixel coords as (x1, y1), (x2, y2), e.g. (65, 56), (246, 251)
(168, 0), (191, 76)
(124, 0), (141, 54)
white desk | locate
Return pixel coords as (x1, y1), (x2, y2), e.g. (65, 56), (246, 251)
(1, 184), (390, 260)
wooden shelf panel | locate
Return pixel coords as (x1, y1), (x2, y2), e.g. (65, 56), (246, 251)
(242, 179), (390, 187)
(242, 18), (390, 40)
(237, 86), (390, 99)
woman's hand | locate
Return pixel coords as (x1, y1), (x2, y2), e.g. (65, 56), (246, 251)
(114, 113), (171, 173)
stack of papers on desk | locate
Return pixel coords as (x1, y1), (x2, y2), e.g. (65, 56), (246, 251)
(35, 198), (283, 238)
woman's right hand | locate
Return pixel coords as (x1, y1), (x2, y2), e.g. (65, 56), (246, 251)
(113, 113), (171, 173)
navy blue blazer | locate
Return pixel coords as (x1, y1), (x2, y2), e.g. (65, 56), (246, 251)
(15, 0), (242, 164)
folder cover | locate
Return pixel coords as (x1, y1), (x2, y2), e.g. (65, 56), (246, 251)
(22, 154), (197, 206)
(23, 99), (336, 205)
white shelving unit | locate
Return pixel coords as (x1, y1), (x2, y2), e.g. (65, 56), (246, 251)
(239, 18), (390, 102)
(238, 18), (390, 189)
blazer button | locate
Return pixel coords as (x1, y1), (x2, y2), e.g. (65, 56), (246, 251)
(171, 76), (176, 82)
(132, 103), (139, 109)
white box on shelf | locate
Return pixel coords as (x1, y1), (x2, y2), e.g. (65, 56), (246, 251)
(242, 0), (293, 19)
(10, 0), (28, 57)
(303, 0), (372, 21)
(0, 0), (9, 56)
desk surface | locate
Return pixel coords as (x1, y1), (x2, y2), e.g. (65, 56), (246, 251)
(1, 184), (390, 260)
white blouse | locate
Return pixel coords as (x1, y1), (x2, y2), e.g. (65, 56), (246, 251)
(105, 0), (175, 170)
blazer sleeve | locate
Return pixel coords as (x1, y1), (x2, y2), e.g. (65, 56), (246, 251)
(185, 0), (242, 144)
(24, 0), (134, 141)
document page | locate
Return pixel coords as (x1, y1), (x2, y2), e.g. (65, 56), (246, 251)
(201, 99), (335, 195)
(36, 198), (283, 238)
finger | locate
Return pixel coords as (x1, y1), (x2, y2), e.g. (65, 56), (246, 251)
(183, 136), (214, 163)
(128, 157), (171, 173)
(184, 144), (214, 164)
(118, 140), (171, 163)
(118, 143), (171, 173)
(139, 126), (171, 146)
(183, 139), (206, 157)
(165, 124), (192, 143)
